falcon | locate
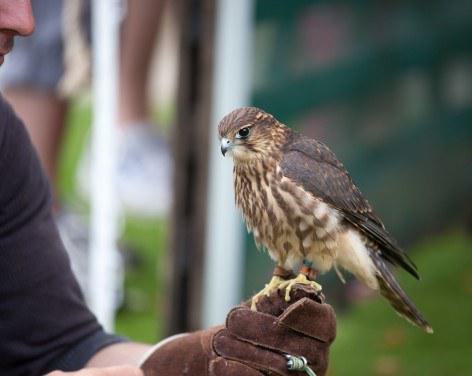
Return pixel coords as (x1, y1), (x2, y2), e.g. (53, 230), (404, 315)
(218, 107), (433, 333)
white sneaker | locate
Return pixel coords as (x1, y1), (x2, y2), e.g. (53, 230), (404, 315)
(77, 123), (173, 217)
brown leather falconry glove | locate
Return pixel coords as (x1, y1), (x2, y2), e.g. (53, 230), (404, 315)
(140, 285), (336, 376)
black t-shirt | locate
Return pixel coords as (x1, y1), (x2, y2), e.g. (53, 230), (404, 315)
(0, 95), (123, 375)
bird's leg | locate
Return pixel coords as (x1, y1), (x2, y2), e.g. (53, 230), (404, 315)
(250, 266), (294, 311)
(278, 260), (322, 302)
(300, 260), (318, 280)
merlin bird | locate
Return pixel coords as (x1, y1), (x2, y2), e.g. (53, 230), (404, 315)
(218, 107), (433, 333)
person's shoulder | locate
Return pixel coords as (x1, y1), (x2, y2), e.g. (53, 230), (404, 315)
(0, 93), (9, 143)
(0, 93), (34, 162)
(0, 92), (23, 142)
(0, 92), (16, 126)
(0, 92), (11, 112)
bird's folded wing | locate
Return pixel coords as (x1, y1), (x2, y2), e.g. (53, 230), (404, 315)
(280, 134), (419, 279)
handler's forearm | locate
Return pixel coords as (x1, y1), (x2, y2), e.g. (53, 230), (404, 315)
(86, 342), (152, 368)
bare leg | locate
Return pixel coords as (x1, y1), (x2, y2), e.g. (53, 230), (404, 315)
(112, 0), (172, 217)
(4, 87), (67, 209)
(119, 0), (165, 125)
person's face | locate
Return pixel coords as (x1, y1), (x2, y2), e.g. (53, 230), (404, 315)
(0, 0), (34, 65)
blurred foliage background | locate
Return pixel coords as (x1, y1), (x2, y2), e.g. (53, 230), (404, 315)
(56, 0), (471, 374)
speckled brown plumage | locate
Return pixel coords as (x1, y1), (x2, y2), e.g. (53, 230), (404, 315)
(218, 107), (432, 333)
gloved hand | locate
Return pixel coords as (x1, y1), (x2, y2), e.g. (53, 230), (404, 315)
(140, 285), (336, 376)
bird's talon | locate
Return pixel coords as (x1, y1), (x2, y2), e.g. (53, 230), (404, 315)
(251, 271), (322, 309)
(278, 273), (322, 302)
(285, 289), (291, 302)
(251, 275), (284, 310)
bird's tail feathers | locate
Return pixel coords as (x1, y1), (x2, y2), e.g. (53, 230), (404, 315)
(371, 252), (433, 334)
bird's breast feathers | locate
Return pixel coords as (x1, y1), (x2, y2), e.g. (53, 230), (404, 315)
(233, 160), (378, 286)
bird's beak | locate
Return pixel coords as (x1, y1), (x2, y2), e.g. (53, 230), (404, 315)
(220, 137), (232, 156)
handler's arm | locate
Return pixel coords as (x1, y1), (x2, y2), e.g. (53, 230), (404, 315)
(46, 343), (152, 375)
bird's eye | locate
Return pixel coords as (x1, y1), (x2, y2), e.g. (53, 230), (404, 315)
(236, 127), (250, 139)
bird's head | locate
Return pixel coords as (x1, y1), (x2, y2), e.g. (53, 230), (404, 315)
(217, 107), (289, 163)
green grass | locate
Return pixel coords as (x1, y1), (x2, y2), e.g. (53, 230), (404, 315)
(330, 231), (472, 375)
(115, 216), (167, 343)
(58, 99), (92, 203)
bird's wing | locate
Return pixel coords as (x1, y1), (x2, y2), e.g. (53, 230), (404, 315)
(280, 134), (419, 279)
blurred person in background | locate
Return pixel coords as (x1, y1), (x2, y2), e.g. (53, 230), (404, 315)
(0, 1), (337, 375)
(1, 0), (172, 218)
(0, 0), (172, 298)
